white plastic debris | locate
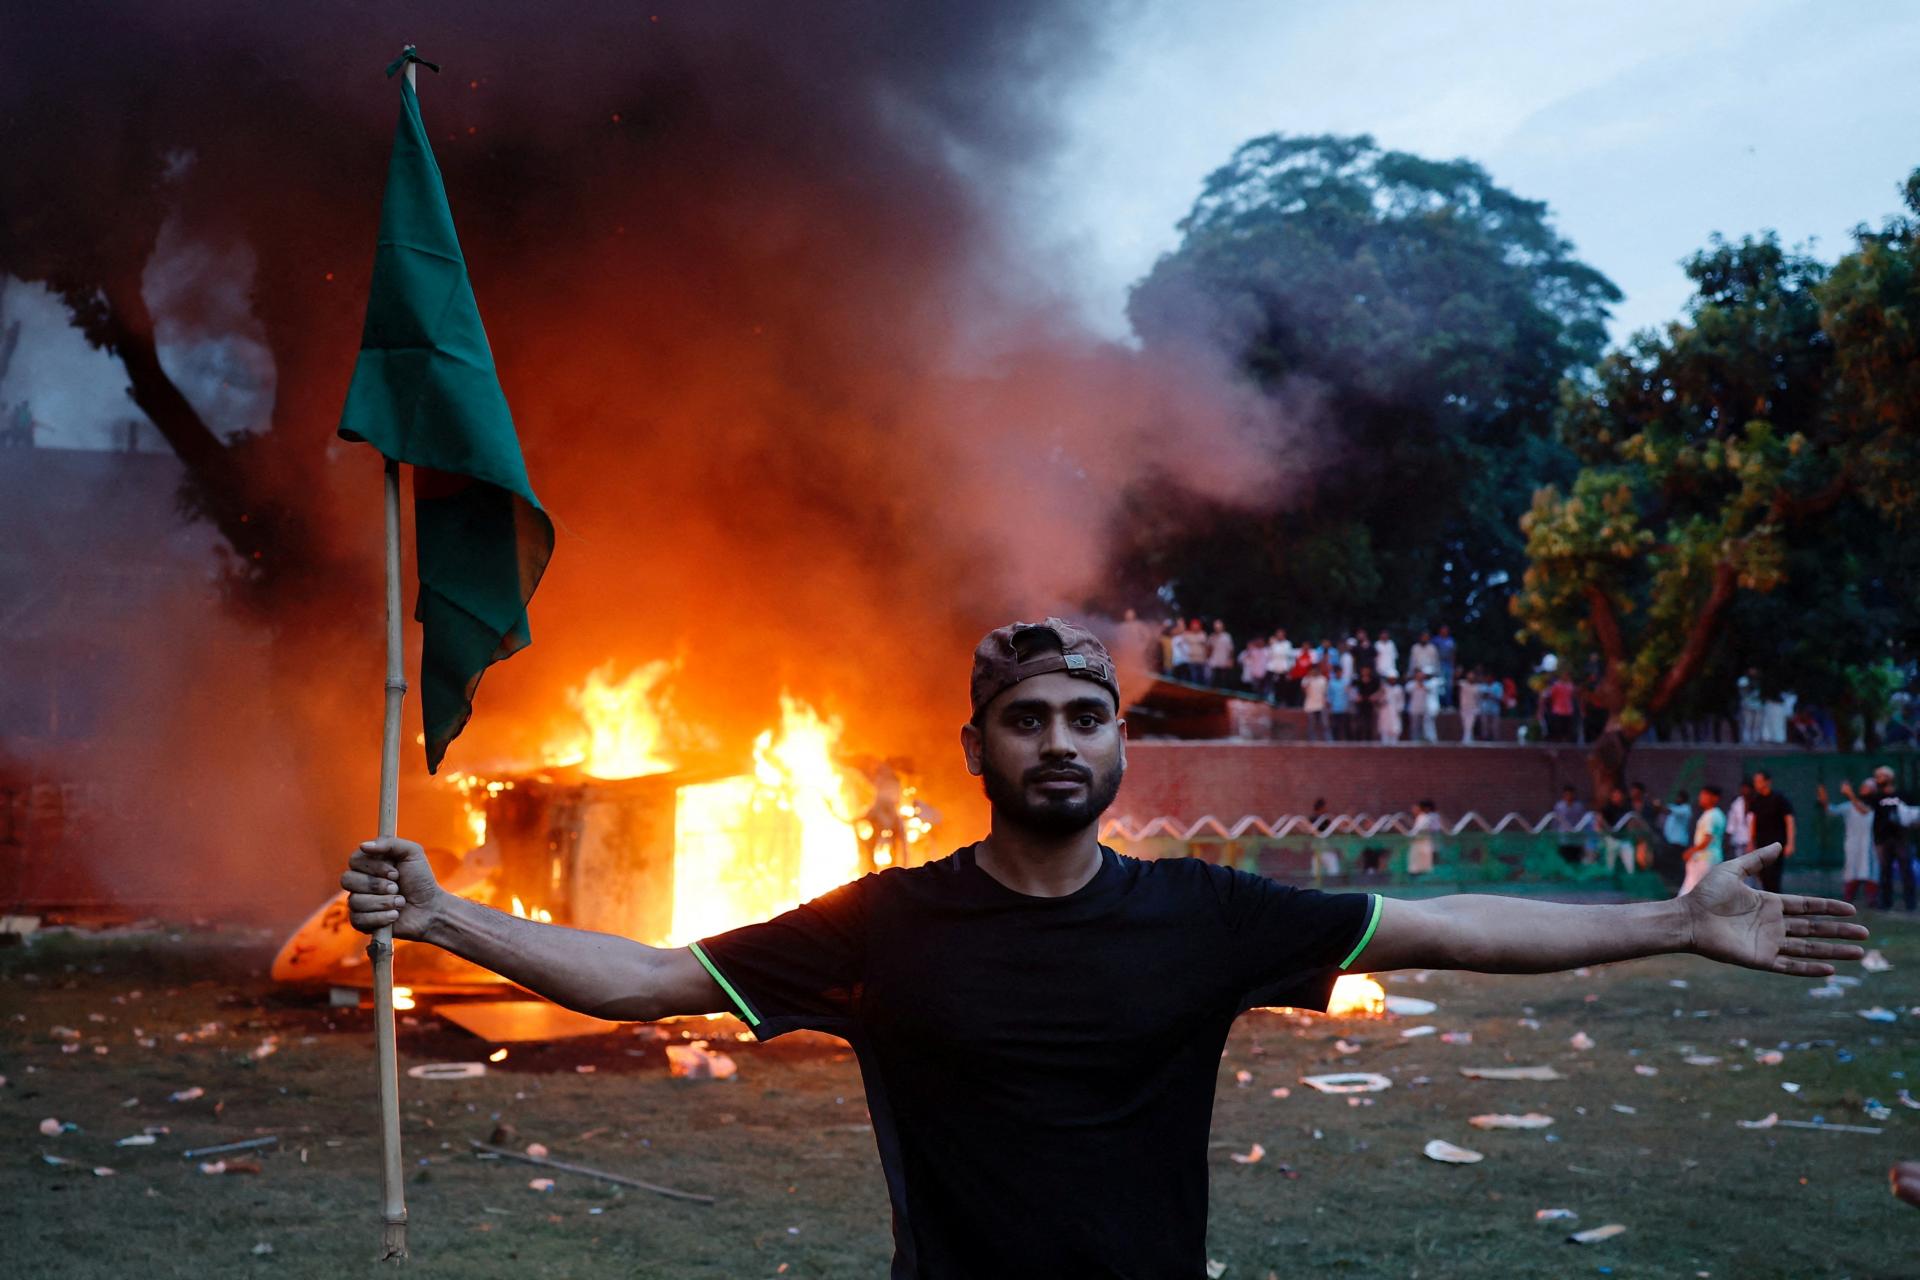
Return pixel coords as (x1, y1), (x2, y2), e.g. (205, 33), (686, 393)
(524, 1143), (550, 1159)
(528, 1178), (555, 1192)
(1229, 1142), (1265, 1164)
(1423, 1139), (1484, 1164)
(1569, 1224), (1627, 1244)
(1234, 1070), (1253, 1087)
(1459, 1065), (1563, 1082)
(1469, 1113), (1554, 1130)
(1300, 1072), (1393, 1094)
(1857, 1007), (1897, 1023)
(115, 1134), (157, 1147)
(1440, 1031), (1473, 1045)
(1205, 1261), (1228, 1279)
(1534, 1208), (1578, 1222)
(1633, 1065), (1659, 1077)
(38, 1118), (63, 1137)
(1569, 1031), (1595, 1051)
(1383, 995), (1437, 1016)
(251, 1243), (274, 1256)
(1807, 985), (1844, 999)
(1860, 949), (1891, 973)
(1781, 1082), (1802, 1094)
(1737, 1112), (1779, 1130)
(406, 1062), (487, 1081)
(1269, 1087), (1291, 1099)
(665, 1041), (738, 1081)
(169, 1087), (205, 1102)
(1683, 1055), (1721, 1067)
(1610, 1104), (1637, 1115)
(1401, 1025), (1438, 1039)
(1755, 1050), (1784, 1066)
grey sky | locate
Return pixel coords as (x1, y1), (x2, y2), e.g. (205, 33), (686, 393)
(1031, 0), (1920, 343)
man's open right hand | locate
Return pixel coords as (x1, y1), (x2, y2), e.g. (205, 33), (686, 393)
(342, 836), (443, 941)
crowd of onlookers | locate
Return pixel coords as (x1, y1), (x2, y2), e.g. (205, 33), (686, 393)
(1112, 612), (1519, 744)
(1109, 612), (1919, 751)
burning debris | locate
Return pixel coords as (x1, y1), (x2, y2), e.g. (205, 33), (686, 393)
(274, 670), (939, 992)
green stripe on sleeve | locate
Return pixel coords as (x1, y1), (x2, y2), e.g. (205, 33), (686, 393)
(688, 941), (761, 1028)
(1338, 894), (1383, 971)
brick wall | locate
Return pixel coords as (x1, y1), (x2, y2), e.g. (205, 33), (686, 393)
(1113, 742), (1756, 822)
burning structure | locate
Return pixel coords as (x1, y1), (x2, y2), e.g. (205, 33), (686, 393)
(273, 668), (937, 990)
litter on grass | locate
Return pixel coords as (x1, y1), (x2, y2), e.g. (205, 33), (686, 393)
(1737, 1113), (1779, 1130)
(1460, 1065), (1563, 1082)
(1683, 1055), (1721, 1067)
(168, 1087), (205, 1102)
(1535, 1208), (1578, 1222)
(1755, 1050), (1784, 1065)
(1469, 1113), (1554, 1130)
(1634, 1065), (1659, 1077)
(1858, 1007), (1897, 1023)
(406, 1062), (487, 1081)
(1229, 1142), (1265, 1164)
(1401, 1025), (1437, 1038)
(1423, 1139), (1484, 1164)
(665, 1041), (738, 1080)
(528, 1178), (556, 1192)
(1860, 949), (1891, 973)
(1383, 996), (1437, 1016)
(1808, 985), (1844, 999)
(1569, 1031), (1595, 1051)
(1300, 1072), (1393, 1094)
(1569, 1224), (1627, 1244)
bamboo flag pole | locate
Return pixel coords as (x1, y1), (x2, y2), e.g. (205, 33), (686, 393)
(371, 448), (409, 1262)
(366, 55), (418, 1260)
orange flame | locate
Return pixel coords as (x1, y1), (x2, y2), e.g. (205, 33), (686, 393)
(544, 659), (680, 779)
(1326, 974), (1386, 1017)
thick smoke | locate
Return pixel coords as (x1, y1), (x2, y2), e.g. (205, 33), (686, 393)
(3, 3), (1290, 917)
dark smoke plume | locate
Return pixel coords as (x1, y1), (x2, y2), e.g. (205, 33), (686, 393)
(2, 2), (1291, 917)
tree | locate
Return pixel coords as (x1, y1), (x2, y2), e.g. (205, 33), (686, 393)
(1515, 194), (1920, 798)
(1119, 134), (1619, 660)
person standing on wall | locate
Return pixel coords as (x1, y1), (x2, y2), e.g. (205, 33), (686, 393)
(1746, 770), (1796, 894)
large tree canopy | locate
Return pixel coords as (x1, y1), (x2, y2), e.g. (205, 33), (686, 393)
(1514, 183), (1920, 797)
(1115, 133), (1620, 660)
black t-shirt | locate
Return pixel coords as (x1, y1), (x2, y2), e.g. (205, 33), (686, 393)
(692, 845), (1377, 1279)
(1873, 789), (1905, 842)
(1749, 791), (1795, 847)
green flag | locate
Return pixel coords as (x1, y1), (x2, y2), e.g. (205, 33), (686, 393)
(338, 69), (552, 774)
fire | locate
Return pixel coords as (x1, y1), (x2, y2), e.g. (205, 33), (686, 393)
(668, 696), (861, 944)
(544, 659), (680, 779)
(509, 896), (554, 925)
(446, 771), (513, 847)
(392, 986), (416, 1011)
(1326, 973), (1386, 1017)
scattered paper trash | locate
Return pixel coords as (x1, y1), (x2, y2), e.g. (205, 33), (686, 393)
(528, 1178), (555, 1192)
(169, 1087), (205, 1102)
(1569, 1224), (1627, 1245)
(1460, 1065), (1563, 1082)
(406, 1062), (487, 1081)
(1737, 1113), (1779, 1130)
(1269, 1087), (1291, 1099)
(1755, 1050), (1784, 1066)
(1634, 1065), (1659, 1077)
(1864, 1101), (1892, 1122)
(1860, 949), (1891, 973)
(1858, 1007), (1897, 1023)
(199, 1161), (227, 1175)
(92, 1166), (115, 1178)
(665, 1041), (738, 1081)
(1807, 985), (1844, 999)
(115, 1134), (157, 1147)
(1832, 975), (1862, 988)
(1234, 1070), (1253, 1087)
(1897, 1090), (1919, 1111)
(1668, 979), (1689, 989)
(1206, 1261), (1228, 1279)
(1569, 1032), (1595, 1051)
(1610, 1104), (1637, 1115)
(251, 1243), (274, 1256)
(525, 1143), (550, 1159)
(1535, 1208), (1578, 1222)
(1683, 1055), (1721, 1067)
(1440, 1031), (1473, 1045)
(1401, 1025), (1437, 1039)
(1384, 995), (1437, 1016)
(1332, 1039), (1363, 1055)
(1781, 1082), (1801, 1094)
(1229, 1142), (1265, 1164)
(38, 1118), (63, 1137)
(1423, 1139), (1484, 1164)
(1300, 1072), (1393, 1094)
(1469, 1113), (1554, 1130)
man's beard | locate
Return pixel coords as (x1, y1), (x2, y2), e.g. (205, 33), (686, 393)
(980, 756), (1125, 837)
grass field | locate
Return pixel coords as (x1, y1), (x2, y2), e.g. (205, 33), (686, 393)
(3, 908), (1915, 1279)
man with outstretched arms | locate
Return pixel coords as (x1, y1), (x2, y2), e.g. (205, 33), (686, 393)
(344, 618), (1867, 1279)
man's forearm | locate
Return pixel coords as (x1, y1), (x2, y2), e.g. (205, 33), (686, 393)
(419, 893), (688, 1021)
(1378, 895), (1694, 974)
